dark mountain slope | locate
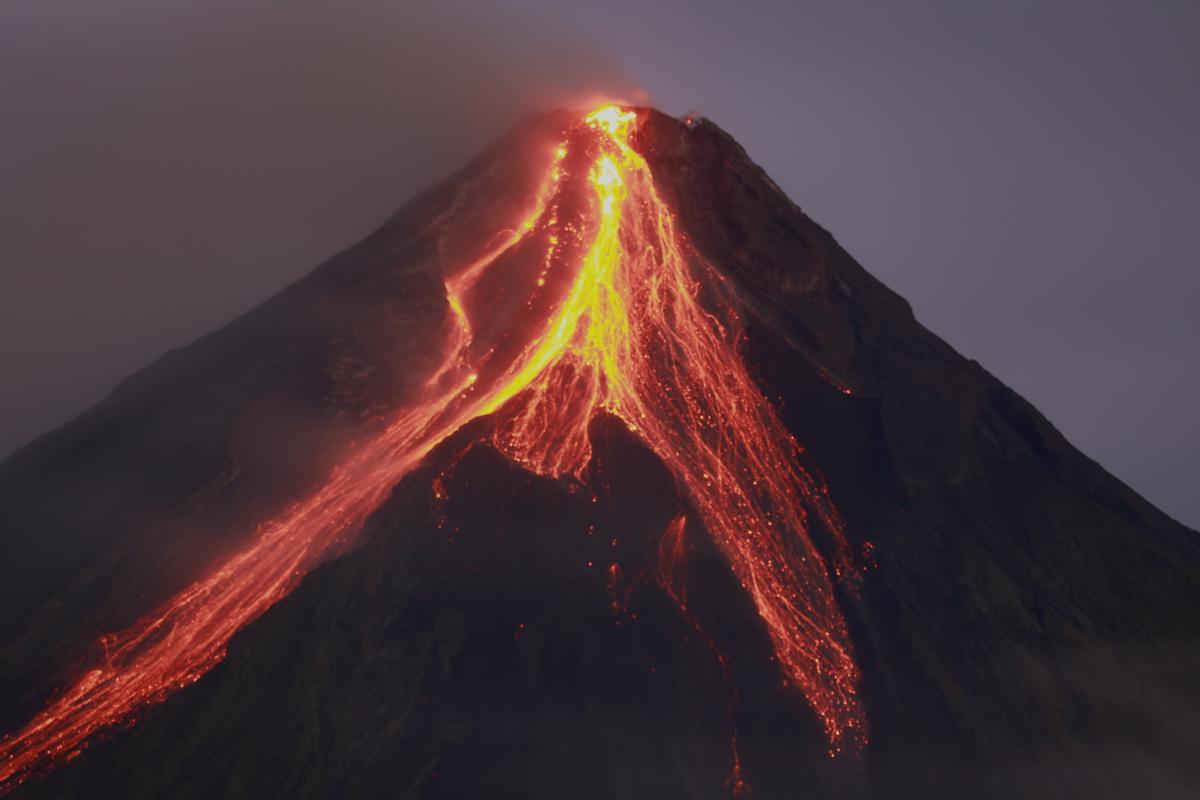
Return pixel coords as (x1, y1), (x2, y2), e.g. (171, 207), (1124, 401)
(4, 109), (1199, 798)
(646, 113), (1200, 795)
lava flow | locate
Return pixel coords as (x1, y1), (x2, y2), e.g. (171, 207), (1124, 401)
(0, 106), (864, 792)
(489, 107), (865, 749)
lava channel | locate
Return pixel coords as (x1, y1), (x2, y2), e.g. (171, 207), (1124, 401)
(0, 106), (865, 792)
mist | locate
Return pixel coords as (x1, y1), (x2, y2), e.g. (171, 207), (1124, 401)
(2, 0), (1196, 529)
(0, 0), (635, 460)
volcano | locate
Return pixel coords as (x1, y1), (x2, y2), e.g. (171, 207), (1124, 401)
(1, 106), (1198, 799)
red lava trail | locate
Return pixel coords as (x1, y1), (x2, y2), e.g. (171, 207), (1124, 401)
(0, 106), (864, 792)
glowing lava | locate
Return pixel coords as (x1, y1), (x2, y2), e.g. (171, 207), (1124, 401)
(0, 106), (864, 792)
(492, 107), (864, 749)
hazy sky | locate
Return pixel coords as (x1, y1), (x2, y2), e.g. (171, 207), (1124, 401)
(2, 1), (1196, 527)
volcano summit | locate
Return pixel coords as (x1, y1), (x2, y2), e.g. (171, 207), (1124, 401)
(1, 107), (1197, 799)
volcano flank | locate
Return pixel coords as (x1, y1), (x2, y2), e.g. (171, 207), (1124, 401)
(1, 107), (1198, 799)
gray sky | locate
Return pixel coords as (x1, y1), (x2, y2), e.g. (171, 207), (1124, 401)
(2, 0), (1197, 527)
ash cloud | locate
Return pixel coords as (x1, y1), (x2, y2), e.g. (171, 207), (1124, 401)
(0, 0), (637, 460)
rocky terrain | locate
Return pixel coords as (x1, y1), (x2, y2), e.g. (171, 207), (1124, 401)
(2, 109), (1198, 798)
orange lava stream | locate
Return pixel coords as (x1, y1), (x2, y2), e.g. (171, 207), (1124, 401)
(0, 144), (567, 793)
(0, 106), (863, 792)
(492, 107), (865, 749)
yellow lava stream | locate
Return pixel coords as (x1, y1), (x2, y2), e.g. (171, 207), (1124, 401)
(0, 106), (864, 793)
(492, 107), (865, 748)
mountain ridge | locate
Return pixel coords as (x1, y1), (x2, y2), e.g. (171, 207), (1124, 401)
(2, 106), (1197, 799)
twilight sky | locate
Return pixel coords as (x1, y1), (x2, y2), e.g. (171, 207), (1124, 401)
(2, 0), (1197, 527)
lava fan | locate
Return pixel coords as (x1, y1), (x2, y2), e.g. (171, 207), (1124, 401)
(1, 107), (1197, 800)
